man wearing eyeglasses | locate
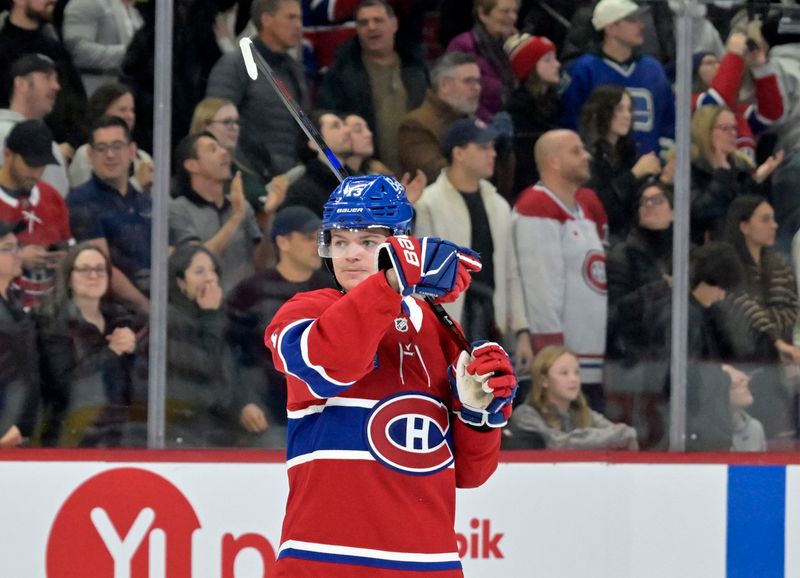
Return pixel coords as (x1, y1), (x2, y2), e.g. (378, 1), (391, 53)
(398, 52), (481, 183)
(67, 115), (150, 314)
(0, 120), (73, 311)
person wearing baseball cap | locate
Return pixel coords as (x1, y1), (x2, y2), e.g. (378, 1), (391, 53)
(559, 0), (674, 159)
(0, 119), (74, 310)
(227, 204), (332, 446)
(504, 33), (561, 191)
(0, 53), (70, 196)
(414, 117), (532, 374)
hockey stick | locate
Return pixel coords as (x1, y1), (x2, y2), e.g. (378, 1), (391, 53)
(239, 38), (471, 353)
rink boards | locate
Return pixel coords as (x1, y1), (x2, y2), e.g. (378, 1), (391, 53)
(0, 450), (797, 578)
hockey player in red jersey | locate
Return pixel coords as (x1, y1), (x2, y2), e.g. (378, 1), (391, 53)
(265, 174), (517, 577)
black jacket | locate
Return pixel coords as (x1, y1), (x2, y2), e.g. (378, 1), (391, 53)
(0, 290), (40, 439)
(283, 158), (343, 217)
(690, 155), (760, 244)
(38, 300), (139, 447)
(317, 37), (428, 160)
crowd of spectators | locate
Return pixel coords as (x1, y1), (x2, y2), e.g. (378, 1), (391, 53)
(2, 0), (800, 452)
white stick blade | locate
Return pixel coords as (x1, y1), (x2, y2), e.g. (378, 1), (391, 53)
(239, 37), (259, 80)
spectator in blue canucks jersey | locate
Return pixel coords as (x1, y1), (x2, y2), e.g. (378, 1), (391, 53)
(560, 0), (675, 157)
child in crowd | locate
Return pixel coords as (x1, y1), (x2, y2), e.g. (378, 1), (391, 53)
(510, 345), (638, 450)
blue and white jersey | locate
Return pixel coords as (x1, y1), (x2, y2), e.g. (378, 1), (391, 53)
(561, 53), (676, 156)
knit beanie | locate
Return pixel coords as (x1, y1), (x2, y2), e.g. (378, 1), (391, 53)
(503, 33), (556, 83)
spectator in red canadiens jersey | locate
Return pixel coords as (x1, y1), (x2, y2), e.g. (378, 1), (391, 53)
(0, 120), (73, 310)
(512, 129), (608, 411)
(264, 174), (516, 576)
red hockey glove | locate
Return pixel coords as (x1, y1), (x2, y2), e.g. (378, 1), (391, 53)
(449, 341), (517, 428)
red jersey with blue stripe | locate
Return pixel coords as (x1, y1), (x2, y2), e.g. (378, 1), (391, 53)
(265, 272), (500, 577)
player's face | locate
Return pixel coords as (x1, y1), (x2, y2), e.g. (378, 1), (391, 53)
(282, 230), (322, 273)
(345, 115), (374, 157)
(105, 92), (136, 131)
(555, 132), (592, 186)
(478, 0), (519, 40)
(456, 141), (496, 180)
(191, 136), (232, 183)
(543, 352), (581, 409)
(739, 202), (777, 250)
(637, 185), (673, 231)
(535, 51), (560, 85)
(69, 249), (109, 302)
(0, 233), (22, 281)
(22, 71), (60, 118)
(262, 0), (302, 52)
(206, 104), (240, 152)
(609, 92), (633, 139)
(177, 251), (219, 301)
(355, 5), (398, 56)
(710, 110), (737, 157)
(7, 152), (45, 194)
(329, 229), (388, 292)
(89, 126), (135, 184)
(441, 64), (481, 115)
(320, 113), (353, 156)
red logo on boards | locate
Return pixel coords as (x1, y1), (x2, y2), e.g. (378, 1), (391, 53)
(46, 467), (276, 578)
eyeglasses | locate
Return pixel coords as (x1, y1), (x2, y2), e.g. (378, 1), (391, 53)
(209, 118), (240, 128)
(72, 266), (108, 277)
(640, 193), (667, 207)
(0, 244), (19, 254)
(91, 141), (129, 154)
(713, 124), (738, 134)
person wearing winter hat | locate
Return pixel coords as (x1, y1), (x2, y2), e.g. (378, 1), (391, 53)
(559, 0), (675, 158)
(504, 33), (561, 195)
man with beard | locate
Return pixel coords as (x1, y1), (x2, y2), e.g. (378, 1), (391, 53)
(0, 120), (73, 309)
(169, 132), (271, 292)
(282, 111), (353, 217)
(398, 52), (481, 183)
(0, 54), (70, 197)
(512, 129), (609, 409)
(0, 0), (87, 148)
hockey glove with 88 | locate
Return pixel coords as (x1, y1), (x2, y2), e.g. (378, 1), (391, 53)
(449, 341), (518, 428)
(377, 235), (467, 298)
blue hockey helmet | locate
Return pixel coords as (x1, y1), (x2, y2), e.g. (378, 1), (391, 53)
(319, 175), (413, 257)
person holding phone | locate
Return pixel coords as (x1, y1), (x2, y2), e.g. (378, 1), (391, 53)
(0, 120), (74, 310)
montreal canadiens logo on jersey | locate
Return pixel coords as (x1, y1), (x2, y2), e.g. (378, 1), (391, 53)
(582, 250), (607, 294)
(366, 392), (453, 475)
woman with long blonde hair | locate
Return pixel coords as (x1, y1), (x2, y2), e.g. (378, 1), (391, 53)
(689, 105), (782, 244)
(510, 346), (638, 450)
